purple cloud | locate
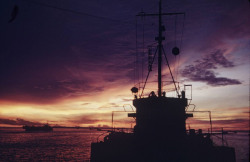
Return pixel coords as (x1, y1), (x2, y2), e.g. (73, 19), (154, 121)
(181, 50), (241, 86)
(0, 0), (248, 104)
(0, 118), (43, 126)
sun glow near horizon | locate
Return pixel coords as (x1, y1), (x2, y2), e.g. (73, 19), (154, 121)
(0, 0), (249, 132)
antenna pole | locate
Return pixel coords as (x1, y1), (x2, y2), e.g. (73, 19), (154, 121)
(158, 0), (162, 97)
(136, 1), (184, 97)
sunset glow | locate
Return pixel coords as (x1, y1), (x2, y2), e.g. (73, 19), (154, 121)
(0, 0), (249, 132)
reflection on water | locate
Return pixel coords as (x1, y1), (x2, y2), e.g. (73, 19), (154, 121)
(0, 128), (103, 162)
(0, 128), (249, 162)
(211, 132), (249, 162)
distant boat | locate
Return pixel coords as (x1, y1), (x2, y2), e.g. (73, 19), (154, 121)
(22, 124), (53, 132)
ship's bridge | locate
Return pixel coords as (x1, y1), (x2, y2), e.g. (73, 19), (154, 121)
(128, 91), (193, 142)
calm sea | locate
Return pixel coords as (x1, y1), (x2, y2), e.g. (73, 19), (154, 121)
(0, 128), (249, 162)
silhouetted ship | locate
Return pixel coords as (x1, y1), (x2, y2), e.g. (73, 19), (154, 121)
(90, 1), (236, 161)
(23, 124), (53, 132)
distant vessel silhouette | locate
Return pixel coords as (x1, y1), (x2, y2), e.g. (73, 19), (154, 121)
(23, 124), (53, 132)
(90, 1), (236, 161)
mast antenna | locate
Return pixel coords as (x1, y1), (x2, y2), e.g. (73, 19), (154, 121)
(157, 0), (163, 97)
(136, 0), (184, 97)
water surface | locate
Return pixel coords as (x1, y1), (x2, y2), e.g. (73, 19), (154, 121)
(0, 128), (103, 161)
(0, 128), (249, 162)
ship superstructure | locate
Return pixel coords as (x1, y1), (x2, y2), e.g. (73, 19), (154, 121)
(90, 1), (236, 161)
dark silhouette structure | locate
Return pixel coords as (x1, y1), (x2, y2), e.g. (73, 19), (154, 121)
(23, 124), (53, 132)
(90, 1), (236, 161)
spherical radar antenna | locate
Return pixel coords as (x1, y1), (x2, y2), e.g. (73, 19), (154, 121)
(172, 47), (180, 56)
(131, 87), (138, 94)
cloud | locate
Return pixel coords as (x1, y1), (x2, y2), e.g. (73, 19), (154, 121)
(0, 0), (248, 105)
(187, 117), (249, 131)
(98, 102), (121, 109)
(66, 113), (112, 125)
(181, 49), (241, 86)
(181, 0), (250, 51)
(0, 118), (42, 126)
(0, 16), (135, 104)
(0, 77), (105, 104)
(212, 119), (248, 125)
(66, 110), (134, 126)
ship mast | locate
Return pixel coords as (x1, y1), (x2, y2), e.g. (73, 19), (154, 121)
(157, 0), (163, 97)
(134, 0), (184, 98)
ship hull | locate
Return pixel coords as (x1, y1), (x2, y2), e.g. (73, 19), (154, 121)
(91, 134), (235, 162)
(23, 125), (53, 132)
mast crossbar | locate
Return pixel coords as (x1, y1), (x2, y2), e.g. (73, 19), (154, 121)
(136, 12), (185, 17)
(136, 0), (185, 97)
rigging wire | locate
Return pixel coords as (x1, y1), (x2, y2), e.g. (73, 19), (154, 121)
(174, 15), (178, 82)
(135, 13), (146, 94)
(162, 47), (179, 97)
(140, 46), (158, 97)
(174, 15), (177, 46)
(21, 0), (133, 25)
(176, 14), (186, 84)
(135, 16), (140, 94)
(142, 15), (145, 86)
(180, 14), (186, 51)
(135, 17), (138, 86)
(174, 55), (177, 83)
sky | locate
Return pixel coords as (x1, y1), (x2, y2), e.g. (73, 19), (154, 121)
(0, 0), (249, 130)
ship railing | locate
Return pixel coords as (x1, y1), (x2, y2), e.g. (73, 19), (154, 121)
(133, 82), (193, 100)
(186, 110), (212, 135)
(185, 104), (196, 111)
(210, 127), (237, 147)
(123, 104), (135, 112)
(134, 81), (183, 98)
(185, 111), (231, 146)
(96, 131), (110, 143)
(112, 110), (135, 132)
